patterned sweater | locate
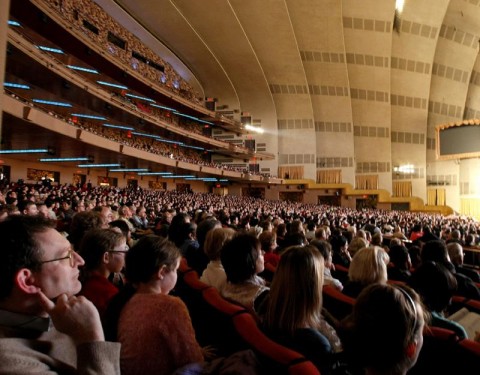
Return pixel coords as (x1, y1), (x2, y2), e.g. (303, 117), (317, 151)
(117, 293), (203, 375)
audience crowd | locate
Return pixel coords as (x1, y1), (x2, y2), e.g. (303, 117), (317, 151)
(44, 0), (203, 105)
(0, 181), (479, 374)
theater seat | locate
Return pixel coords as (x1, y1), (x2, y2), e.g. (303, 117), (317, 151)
(387, 279), (406, 286)
(331, 264), (349, 284)
(259, 262), (277, 282)
(183, 269), (210, 291)
(322, 285), (355, 321)
(459, 338), (480, 356)
(177, 271), (247, 355)
(232, 311), (320, 375)
(408, 327), (480, 375)
(202, 287), (247, 317)
(448, 295), (480, 315)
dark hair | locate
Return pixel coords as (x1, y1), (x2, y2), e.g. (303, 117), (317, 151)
(168, 213), (191, 247)
(196, 218), (220, 248)
(341, 284), (425, 373)
(109, 219), (130, 238)
(0, 215), (56, 299)
(259, 231), (276, 253)
(125, 235), (180, 284)
(389, 245), (410, 271)
(79, 228), (124, 273)
(178, 222), (197, 243)
(310, 239), (332, 260)
(408, 261), (457, 312)
(421, 240), (449, 264)
(330, 235), (348, 253)
(104, 235), (180, 341)
(69, 211), (104, 250)
(408, 246), (422, 269)
(221, 233), (260, 283)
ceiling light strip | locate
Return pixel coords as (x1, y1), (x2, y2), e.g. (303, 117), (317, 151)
(40, 157), (90, 162)
(0, 148), (49, 154)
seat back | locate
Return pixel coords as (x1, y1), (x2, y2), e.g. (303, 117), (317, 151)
(331, 264), (349, 284)
(409, 326), (460, 374)
(322, 285), (355, 321)
(259, 262), (277, 282)
(231, 309), (320, 375)
(176, 263), (246, 356)
(458, 338), (480, 356)
(178, 259), (321, 374)
(448, 295), (480, 316)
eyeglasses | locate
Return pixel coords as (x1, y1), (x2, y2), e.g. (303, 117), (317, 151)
(39, 248), (76, 267)
(108, 245), (129, 254)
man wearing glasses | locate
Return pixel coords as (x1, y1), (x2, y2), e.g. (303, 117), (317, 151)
(0, 215), (120, 374)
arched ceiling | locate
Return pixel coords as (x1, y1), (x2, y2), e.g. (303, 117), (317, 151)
(101, 0), (480, 129)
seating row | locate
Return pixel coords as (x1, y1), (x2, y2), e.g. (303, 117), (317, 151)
(176, 259), (321, 375)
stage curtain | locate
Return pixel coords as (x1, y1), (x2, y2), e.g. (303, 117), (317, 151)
(316, 169), (342, 184)
(393, 181), (412, 197)
(427, 188), (446, 206)
(461, 198), (480, 220)
(427, 189), (437, 205)
(436, 189), (446, 206)
(278, 166), (304, 179)
(355, 175), (378, 190)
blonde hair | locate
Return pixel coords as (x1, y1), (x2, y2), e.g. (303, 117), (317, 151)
(265, 245), (324, 335)
(203, 227), (236, 261)
(348, 246), (390, 285)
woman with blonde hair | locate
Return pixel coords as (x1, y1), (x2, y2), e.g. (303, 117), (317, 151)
(342, 246), (390, 298)
(200, 227), (236, 289)
(263, 245), (341, 374)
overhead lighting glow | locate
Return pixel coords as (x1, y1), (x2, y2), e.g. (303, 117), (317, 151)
(103, 123), (135, 130)
(97, 81), (128, 90)
(150, 103), (176, 111)
(395, 0), (405, 13)
(0, 148), (49, 154)
(393, 164), (414, 174)
(4, 82), (30, 89)
(245, 124), (264, 134)
(77, 163), (121, 168)
(37, 46), (64, 54)
(162, 175), (195, 179)
(8, 20), (21, 27)
(67, 65), (99, 74)
(138, 172), (173, 176)
(109, 168), (149, 172)
(71, 113), (107, 120)
(125, 93), (155, 103)
(32, 99), (72, 107)
(40, 157), (90, 162)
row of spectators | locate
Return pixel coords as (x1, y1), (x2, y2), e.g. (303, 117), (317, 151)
(1, 182), (479, 247)
(1, 179), (478, 374)
(44, 0), (203, 105)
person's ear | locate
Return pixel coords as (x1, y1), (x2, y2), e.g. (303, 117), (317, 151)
(15, 268), (41, 295)
(157, 265), (167, 280)
(103, 252), (110, 264)
(405, 341), (417, 358)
